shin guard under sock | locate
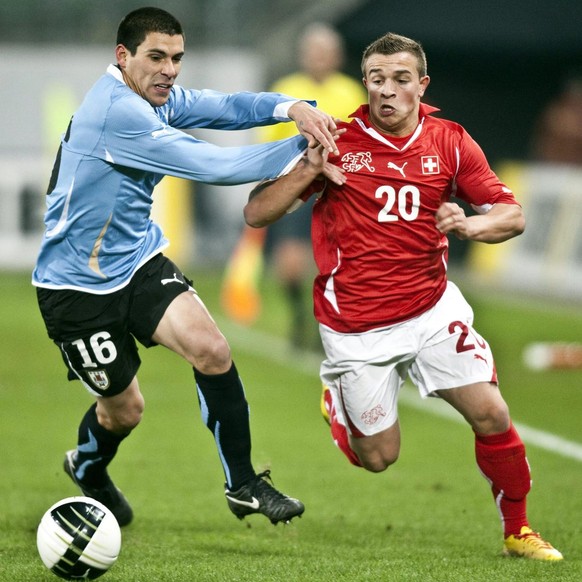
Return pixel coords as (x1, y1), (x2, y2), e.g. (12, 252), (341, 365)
(475, 424), (531, 537)
(75, 403), (127, 487)
(194, 362), (255, 490)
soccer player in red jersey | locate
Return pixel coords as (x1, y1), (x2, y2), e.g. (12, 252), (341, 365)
(243, 32), (563, 560)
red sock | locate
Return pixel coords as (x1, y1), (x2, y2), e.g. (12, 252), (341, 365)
(324, 387), (362, 467)
(475, 423), (531, 537)
(330, 416), (363, 467)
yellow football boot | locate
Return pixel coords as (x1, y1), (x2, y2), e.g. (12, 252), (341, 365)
(320, 384), (331, 426)
(503, 526), (563, 561)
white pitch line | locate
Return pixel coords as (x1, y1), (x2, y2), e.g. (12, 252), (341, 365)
(218, 317), (582, 463)
(397, 387), (582, 462)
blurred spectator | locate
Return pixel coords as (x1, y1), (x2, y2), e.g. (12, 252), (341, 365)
(222, 23), (366, 349)
(531, 74), (582, 165)
(527, 75), (582, 369)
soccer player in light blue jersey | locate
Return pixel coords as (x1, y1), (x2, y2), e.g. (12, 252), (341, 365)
(33, 6), (339, 526)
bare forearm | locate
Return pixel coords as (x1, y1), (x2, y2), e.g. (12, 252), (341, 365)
(244, 158), (321, 227)
(436, 202), (525, 243)
(464, 203), (525, 243)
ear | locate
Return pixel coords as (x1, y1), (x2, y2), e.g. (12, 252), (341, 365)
(419, 75), (430, 97)
(115, 44), (129, 69)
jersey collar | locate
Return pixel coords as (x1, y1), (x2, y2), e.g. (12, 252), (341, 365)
(107, 63), (125, 84)
(349, 103), (440, 151)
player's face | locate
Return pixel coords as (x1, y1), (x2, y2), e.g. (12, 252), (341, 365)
(363, 51), (429, 137)
(116, 32), (184, 107)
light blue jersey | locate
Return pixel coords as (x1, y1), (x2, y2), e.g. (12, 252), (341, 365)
(33, 65), (307, 293)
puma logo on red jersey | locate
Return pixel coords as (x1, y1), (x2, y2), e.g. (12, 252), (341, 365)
(387, 161), (408, 177)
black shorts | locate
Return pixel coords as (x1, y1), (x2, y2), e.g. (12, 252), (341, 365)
(37, 254), (193, 397)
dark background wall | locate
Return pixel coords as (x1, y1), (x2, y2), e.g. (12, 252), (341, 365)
(334, 0), (582, 163)
(2, 0), (581, 163)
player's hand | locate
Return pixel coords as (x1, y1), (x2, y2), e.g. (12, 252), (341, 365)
(323, 162), (347, 186)
(435, 202), (470, 239)
(288, 101), (340, 155)
(304, 145), (346, 186)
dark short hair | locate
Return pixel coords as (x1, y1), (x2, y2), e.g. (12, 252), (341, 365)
(361, 32), (427, 78)
(117, 7), (184, 54)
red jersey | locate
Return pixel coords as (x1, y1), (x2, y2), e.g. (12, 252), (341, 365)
(309, 103), (518, 333)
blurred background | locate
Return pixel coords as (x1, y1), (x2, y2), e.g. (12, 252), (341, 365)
(2, 6), (581, 577)
(2, 0), (582, 302)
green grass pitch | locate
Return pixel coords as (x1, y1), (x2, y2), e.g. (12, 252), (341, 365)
(1, 269), (581, 581)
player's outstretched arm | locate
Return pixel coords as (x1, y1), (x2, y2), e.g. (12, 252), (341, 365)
(435, 202), (525, 243)
(244, 146), (335, 228)
(288, 101), (340, 155)
(244, 156), (321, 228)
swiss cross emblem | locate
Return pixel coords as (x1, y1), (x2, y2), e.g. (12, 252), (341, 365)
(421, 155), (440, 175)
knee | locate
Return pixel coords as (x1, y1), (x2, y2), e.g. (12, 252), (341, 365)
(193, 334), (232, 375)
(361, 451), (399, 473)
(471, 399), (511, 435)
(119, 400), (144, 431)
(354, 443), (399, 473)
(351, 424), (401, 472)
(97, 396), (144, 435)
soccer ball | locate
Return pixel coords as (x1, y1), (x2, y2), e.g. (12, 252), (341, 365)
(37, 496), (121, 580)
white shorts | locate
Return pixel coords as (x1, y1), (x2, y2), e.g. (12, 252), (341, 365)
(319, 281), (497, 437)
